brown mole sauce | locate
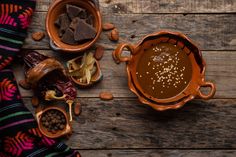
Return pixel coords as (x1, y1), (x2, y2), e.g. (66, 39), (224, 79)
(136, 43), (192, 99)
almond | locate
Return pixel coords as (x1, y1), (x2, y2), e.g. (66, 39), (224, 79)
(94, 45), (105, 60)
(19, 79), (31, 90)
(102, 23), (115, 31)
(109, 28), (119, 42)
(32, 32), (45, 41)
(99, 92), (114, 101)
(31, 96), (39, 107)
(74, 101), (82, 116)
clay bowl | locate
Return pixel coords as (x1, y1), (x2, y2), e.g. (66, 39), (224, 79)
(46, 0), (102, 53)
(26, 58), (65, 88)
(67, 56), (103, 88)
(36, 106), (71, 139)
(113, 30), (216, 111)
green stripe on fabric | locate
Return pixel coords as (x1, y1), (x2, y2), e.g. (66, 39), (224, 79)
(0, 103), (22, 113)
(0, 28), (26, 37)
(0, 111), (31, 122)
(45, 147), (70, 157)
(0, 36), (23, 44)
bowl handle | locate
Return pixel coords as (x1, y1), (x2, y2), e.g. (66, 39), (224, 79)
(197, 81), (216, 100)
(50, 39), (62, 51)
(112, 43), (135, 64)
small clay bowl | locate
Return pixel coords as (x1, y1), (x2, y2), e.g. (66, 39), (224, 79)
(36, 106), (71, 139)
(46, 0), (102, 53)
(67, 56), (103, 88)
(113, 30), (216, 111)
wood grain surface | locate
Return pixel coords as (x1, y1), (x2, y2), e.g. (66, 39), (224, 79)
(13, 0), (236, 156)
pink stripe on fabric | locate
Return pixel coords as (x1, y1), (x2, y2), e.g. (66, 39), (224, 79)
(9, 18), (14, 25)
(5, 16), (11, 24)
(0, 45), (19, 52)
(0, 119), (35, 131)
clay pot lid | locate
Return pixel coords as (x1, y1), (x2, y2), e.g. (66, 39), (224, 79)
(36, 106), (71, 139)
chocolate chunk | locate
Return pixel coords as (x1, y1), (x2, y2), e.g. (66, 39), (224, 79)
(74, 19), (96, 42)
(69, 17), (80, 30)
(61, 28), (78, 45)
(54, 18), (61, 27)
(66, 4), (83, 20)
(78, 10), (87, 19)
(56, 13), (71, 37)
(86, 14), (94, 26)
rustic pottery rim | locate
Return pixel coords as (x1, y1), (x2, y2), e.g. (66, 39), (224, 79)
(46, 0), (102, 53)
(113, 30), (216, 111)
(36, 106), (71, 139)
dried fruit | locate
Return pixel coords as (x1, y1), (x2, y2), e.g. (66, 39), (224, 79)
(102, 23), (115, 31)
(68, 52), (97, 84)
(74, 100), (82, 116)
(31, 96), (39, 107)
(94, 45), (104, 60)
(19, 79), (31, 90)
(32, 32), (45, 41)
(99, 92), (114, 101)
(109, 28), (119, 41)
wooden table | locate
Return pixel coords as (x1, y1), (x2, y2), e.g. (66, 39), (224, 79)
(14, 0), (236, 156)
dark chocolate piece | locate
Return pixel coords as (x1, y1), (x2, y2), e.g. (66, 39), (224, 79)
(74, 19), (97, 42)
(66, 4), (82, 20)
(61, 28), (78, 45)
(54, 18), (61, 27)
(69, 17), (80, 30)
(86, 14), (94, 26)
(57, 13), (71, 37)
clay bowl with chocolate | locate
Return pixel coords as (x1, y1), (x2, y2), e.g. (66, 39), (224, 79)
(46, 0), (102, 53)
(67, 56), (103, 88)
(36, 106), (71, 139)
(113, 31), (216, 111)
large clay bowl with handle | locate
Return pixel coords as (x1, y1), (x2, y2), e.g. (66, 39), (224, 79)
(113, 31), (216, 111)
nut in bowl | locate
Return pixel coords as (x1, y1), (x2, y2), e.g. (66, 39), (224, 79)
(46, 0), (102, 53)
(113, 31), (216, 111)
(36, 106), (71, 139)
(67, 53), (103, 88)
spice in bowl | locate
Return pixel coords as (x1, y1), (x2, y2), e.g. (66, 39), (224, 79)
(136, 42), (192, 99)
(40, 109), (66, 134)
(54, 4), (97, 45)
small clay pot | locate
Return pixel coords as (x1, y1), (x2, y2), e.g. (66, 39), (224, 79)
(36, 106), (71, 139)
(46, 0), (102, 53)
(67, 56), (103, 88)
(113, 31), (216, 111)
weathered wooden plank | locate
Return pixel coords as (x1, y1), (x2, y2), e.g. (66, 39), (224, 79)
(14, 50), (236, 99)
(36, 0), (236, 13)
(23, 12), (236, 50)
(23, 98), (236, 149)
(78, 149), (236, 157)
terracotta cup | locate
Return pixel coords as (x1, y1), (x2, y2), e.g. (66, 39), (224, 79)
(36, 106), (71, 139)
(113, 31), (216, 111)
(46, 0), (102, 53)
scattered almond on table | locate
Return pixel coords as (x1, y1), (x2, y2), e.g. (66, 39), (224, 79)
(74, 100), (82, 116)
(102, 23), (115, 31)
(19, 79), (31, 90)
(94, 45), (105, 60)
(31, 96), (39, 108)
(108, 28), (119, 42)
(99, 92), (114, 101)
(32, 32), (45, 41)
